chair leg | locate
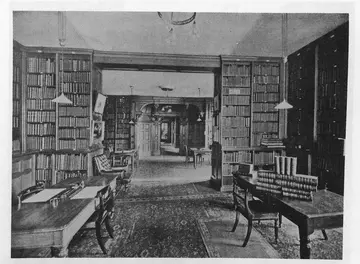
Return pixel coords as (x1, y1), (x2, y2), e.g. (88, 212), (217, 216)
(242, 219), (253, 247)
(105, 217), (114, 239)
(95, 222), (107, 254)
(321, 229), (328, 240)
(231, 210), (241, 232)
(274, 219), (278, 243)
(279, 214), (282, 228)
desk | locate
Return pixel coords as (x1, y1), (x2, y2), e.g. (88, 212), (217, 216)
(190, 148), (211, 169)
(12, 176), (117, 257)
(111, 149), (138, 172)
(233, 174), (343, 259)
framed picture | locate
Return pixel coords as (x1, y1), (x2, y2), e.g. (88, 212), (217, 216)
(94, 93), (107, 115)
(92, 121), (105, 142)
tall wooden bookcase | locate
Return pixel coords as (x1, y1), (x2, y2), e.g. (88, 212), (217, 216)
(287, 22), (348, 195)
(103, 95), (133, 151)
(12, 42), (100, 188)
(212, 56), (284, 191)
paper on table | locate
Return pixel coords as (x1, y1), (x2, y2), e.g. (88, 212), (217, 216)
(22, 188), (66, 203)
(71, 186), (105, 200)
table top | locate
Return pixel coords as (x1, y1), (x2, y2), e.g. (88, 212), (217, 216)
(12, 198), (94, 232)
(233, 173), (343, 218)
(190, 148), (211, 153)
(51, 175), (117, 189)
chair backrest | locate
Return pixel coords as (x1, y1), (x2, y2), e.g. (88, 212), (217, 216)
(16, 180), (45, 210)
(94, 154), (112, 172)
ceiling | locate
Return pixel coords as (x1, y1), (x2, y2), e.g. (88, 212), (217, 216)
(13, 11), (349, 57)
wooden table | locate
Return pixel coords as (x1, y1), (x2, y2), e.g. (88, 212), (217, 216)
(11, 175), (117, 257)
(190, 148), (211, 169)
(233, 174), (344, 259)
(111, 149), (138, 172)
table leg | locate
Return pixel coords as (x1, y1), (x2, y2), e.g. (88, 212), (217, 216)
(51, 246), (68, 257)
(298, 225), (311, 259)
(193, 153), (197, 169)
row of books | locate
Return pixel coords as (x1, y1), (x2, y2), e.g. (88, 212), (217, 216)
(35, 169), (52, 186)
(223, 137), (250, 147)
(253, 103), (278, 112)
(105, 131), (115, 139)
(36, 153), (52, 168)
(13, 83), (21, 99)
(62, 94), (90, 106)
(223, 95), (250, 105)
(223, 151), (252, 163)
(318, 66), (342, 84)
(253, 133), (279, 146)
(27, 73), (56, 86)
(253, 112), (279, 122)
(27, 123), (55, 136)
(58, 106), (90, 117)
(223, 87), (251, 96)
(58, 139), (89, 150)
(13, 116), (20, 128)
(13, 101), (20, 115)
(261, 138), (284, 148)
(223, 64), (251, 76)
(55, 171), (87, 184)
(115, 139), (130, 151)
(27, 57), (56, 73)
(55, 153), (88, 170)
(27, 86), (56, 99)
(223, 164), (245, 175)
(26, 136), (56, 150)
(61, 72), (91, 83)
(58, 128), (90, 138)
(253, 64), (280, 76)
(316, 122), (344, 137)
(60, 59), (91, 72)
(223, 106), (250, 116)
(253, 83), (279, 93)
(254, 75), (280, 84)
(223, 76), (251, 87)
(222, 127), (249, 137)
(317, 95), (341, 111)
(27, 99), (56, 110)
(58, 117), (90, 127)
(253, 152), (274, 165)
(253, 122), (278, 133)
(62, 83), (90, 94)
(275, 156), (297, 175)
(253, 92), (279, 103)
(318, 83), (342, 97)
(116, 132), (130, 138)
(27, 110), (56, 123)
(222, 117), (250, 127)
(13, 66), (21, 81)
(12, 139), (21, 152)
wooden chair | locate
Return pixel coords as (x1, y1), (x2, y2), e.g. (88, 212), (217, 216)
(78, 185), (115, 254)
(232, 176), (279, 247)
(16, 180), (45, 210)
(94, 154), (132, 192)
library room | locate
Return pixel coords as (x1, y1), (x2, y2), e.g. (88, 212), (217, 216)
(8, 5), (354, 260)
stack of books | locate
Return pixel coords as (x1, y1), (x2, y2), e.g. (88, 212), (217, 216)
(260, 138), (284, 148)
(256, 170), (318, 201)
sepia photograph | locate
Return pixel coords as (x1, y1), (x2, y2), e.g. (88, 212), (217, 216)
(4, 0), (358, 261)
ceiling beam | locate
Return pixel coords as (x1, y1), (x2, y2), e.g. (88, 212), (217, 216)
(93, 50), (220, 72)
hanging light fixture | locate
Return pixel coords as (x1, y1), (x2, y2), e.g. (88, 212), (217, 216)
(52, 11), (72, 104)
(275, 13), (292, 110)
(158, 12), (198, 44)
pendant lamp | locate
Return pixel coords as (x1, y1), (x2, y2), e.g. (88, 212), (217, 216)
(52, 12), (72, 105)
(275, 13), (292, 110)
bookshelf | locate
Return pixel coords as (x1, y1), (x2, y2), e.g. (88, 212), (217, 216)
(312, 22), (348, 194)
(212, 57), (284, 192)
(103, 96), (116, 149)
(25, 53), (57, 152)
(115, 96), (132, 151)
(13, 46), (22, 153)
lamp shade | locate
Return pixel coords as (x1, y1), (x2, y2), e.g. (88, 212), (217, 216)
(52, 92), (72, 104)
(275, 99), (293, 110)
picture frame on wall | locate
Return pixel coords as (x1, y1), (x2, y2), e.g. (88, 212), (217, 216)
(92, 121), (105, 143)
(94, 93), (107, 115)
